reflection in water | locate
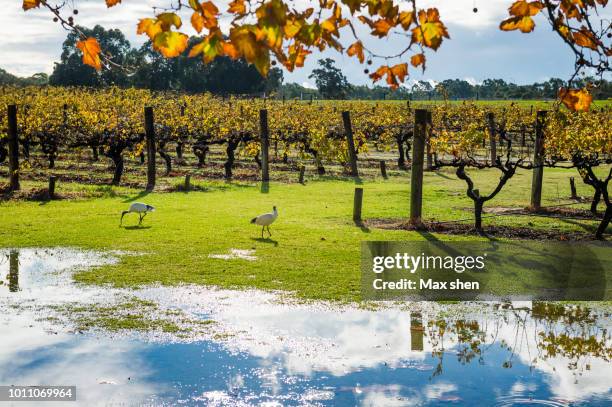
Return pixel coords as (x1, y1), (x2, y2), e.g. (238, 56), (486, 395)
(0, 248), (610, 406)
(8, 250), (19, 292)
(410, 311), (424, 351)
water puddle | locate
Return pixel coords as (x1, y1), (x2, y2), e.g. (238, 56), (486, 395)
(208, 248), (258, 261)
(0, 248), (611, 406)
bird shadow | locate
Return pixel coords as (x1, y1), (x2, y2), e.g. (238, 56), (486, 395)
(121, 225), (152, 230)
(122, 190), (151, 203)
(251, 237), (279, 246)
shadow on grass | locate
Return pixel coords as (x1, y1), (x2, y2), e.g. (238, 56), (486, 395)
(121, 225), (152, 230)
(122, 190), (151, 203)
(354, 220), (370, 233)
(251, 237), (279, 246)
(260, 182), (270, 194)
(433, 171), (453, 180)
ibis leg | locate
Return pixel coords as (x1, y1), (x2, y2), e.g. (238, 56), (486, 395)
(267, 226), (272, 237)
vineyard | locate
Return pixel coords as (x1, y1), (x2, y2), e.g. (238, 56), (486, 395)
(0, 87), (611, 239)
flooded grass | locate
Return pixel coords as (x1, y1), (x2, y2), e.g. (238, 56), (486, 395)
(0, 248), (611, 405)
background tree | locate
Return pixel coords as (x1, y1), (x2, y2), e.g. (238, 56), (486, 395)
(308, 58), (351, 99)
(50, 25), (134, 87)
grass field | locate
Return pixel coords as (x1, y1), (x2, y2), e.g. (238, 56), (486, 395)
(1, 165), (609, 301)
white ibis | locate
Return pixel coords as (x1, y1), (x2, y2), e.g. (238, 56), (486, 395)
(251, 206), (278, 238)
(121, 202), (155, 226)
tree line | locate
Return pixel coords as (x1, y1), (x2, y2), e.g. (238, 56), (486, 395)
(1, 26), (610, 101)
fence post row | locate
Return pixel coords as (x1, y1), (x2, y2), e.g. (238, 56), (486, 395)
(410, 109), (427, 226)
(7, 104), (20, 191)
(342, 111), (359, 177)
(530, 110), (547, 210)
(486, 112), (496, 164)
(144, 106), (156, 192)
(259, 109), (270, 182)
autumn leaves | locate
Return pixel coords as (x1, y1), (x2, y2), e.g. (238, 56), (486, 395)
(21, 0), (610, 111)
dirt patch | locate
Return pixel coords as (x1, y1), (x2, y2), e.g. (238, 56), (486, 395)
(484, 206), (602, 220)
(367, 218), (601, 241)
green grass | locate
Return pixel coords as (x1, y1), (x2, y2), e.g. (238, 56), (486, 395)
(0, 167), (609, 301)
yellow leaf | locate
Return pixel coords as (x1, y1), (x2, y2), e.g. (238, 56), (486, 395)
(22, 0), (40, 10)
(153, 31), (189, 58)
(137, 18), (162, 40)
(106, 0), (121, 7)
(157, 13), (182, 30)
(283, 19), (302, 38)
(76, 37), (102, 71)
(399, 11), (414, 30)
(410, 53), (425, 68)
(499, 16), (535, 33)
(347, 41), (365, 63)
(412, 8), (449, 50)
(558, 87), (592, 112)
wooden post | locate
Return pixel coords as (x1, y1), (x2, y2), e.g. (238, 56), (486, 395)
(353, 187), (363, 222)
(569, 177), (577, 200)
(184, 174), (191, 191)
(530, 110), (547, 210)
(342, 111), (359, 177)
(298, 165), (305, 184)
(47, 176), (56, 199)
(7, 105), (20, 191)
(259, 109), (270, 182)
(410, 109), (427, 226)
(486, 112), (496, 164)
(379, 160), (387, 179)
(144, 106), (156, 191)
(426, 110), (433, 171)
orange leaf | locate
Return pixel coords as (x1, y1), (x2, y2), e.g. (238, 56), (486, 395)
(228, 0), (246, 14)
(22, 0), (40, 10)
(76, 37), (102, 70)
(347, 41), (365, 63)
(558, 87), (592, 112)
(509, 0), (543, 17)
(191, 12), (206, 33)
(106, 0), (121, 7)
(390, 63), (408, 84)
(371, 18), (393, 37)
(499, 16), (535, 33)
(410, 53), (425, 68)
(573, 28), (599, 50)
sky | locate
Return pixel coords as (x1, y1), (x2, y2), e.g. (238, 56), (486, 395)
(1, 0), (606, 86)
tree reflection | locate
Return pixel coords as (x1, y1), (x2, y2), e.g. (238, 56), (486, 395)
(423, 302), (611, 381)
(8, 250), (19, 292)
